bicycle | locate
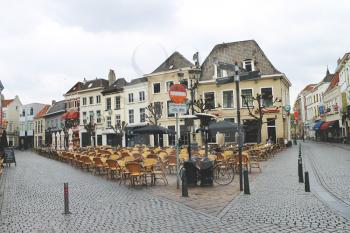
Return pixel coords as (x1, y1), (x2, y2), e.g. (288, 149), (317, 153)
(213, 159), (235, 185)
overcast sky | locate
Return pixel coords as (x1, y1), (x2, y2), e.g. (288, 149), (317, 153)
(1, 0), (349, 105)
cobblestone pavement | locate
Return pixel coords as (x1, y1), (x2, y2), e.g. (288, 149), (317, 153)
(303, 142), (350, 205)
(220, 144), (350, 232)
(1, 147), (350, 232)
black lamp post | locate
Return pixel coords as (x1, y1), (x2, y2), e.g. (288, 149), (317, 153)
(234, 62), (243, 192)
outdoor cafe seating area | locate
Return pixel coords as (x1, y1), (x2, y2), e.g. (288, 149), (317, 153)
(33, 141), (285, 188)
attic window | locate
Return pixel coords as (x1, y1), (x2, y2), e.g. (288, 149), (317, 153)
(88, 83), (93, 88)
(243, 59), (254, 72)
(169, 65), (174, 69)
(72, 87), (76, 91)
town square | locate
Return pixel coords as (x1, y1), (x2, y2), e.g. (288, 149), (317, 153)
(1, 1), (350, 232)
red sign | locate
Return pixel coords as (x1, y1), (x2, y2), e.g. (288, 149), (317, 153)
(169, 84), (187, 104)
(294, 111), (299, 121)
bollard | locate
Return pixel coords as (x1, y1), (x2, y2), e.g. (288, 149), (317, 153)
(298, 158), (304, 183)
(243, 170), (250, 195)
(63, 182), (71, 214)
(182, 168), (189, 197)
(299, 144), (301, 157)
(305, 171), (310, 192)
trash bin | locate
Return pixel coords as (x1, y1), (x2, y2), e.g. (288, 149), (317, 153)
(184, 160), (198, 187)
(198, 158), (214, 186)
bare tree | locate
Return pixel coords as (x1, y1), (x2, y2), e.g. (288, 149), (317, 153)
(145, 102), (163, 126)
(242, 93), (281, 143)
(111, 121), (127, 147)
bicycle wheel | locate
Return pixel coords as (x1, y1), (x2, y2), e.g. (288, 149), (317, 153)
(213, 164), (234, 185)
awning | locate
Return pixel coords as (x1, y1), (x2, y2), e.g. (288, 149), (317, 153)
(313, 121), (323, 130)
(61, 112), (69, 119)
(67, 111), (79, 119)
(320, 122), (330, 130)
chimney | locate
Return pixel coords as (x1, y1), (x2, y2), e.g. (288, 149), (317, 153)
(108, 69), (116, 86)
(52, 100), (56, 105)
(337, 58), (341, 65)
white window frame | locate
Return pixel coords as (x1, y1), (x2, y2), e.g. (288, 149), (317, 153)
(115, 96), (121, 110)
(128, 93), (134, 103)
(115, 114), (121, 126)
(89, 96), (94, 105)
(243, 59), (254, 72)
(82, 97), (87, 106)
(106, 97), (111, 110)
(241, 88), (254, 108)
(165, 80), (174, 92)
(96, 95), (101, 104)
(203, 91), (216, 109)
(129, 109), (134, 124)
(153, 82), (161, 94)
(260, 87), (274, 107)
(222, 89), (235, 109)
(140, 108), (146, 123)
(139, 91), (145, 102)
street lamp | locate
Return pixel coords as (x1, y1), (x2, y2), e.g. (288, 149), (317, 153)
(234, 62), (243, 192)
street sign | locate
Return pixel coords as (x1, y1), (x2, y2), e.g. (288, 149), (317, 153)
(169, 103), (187, 114)
(169, 84), (187, 104)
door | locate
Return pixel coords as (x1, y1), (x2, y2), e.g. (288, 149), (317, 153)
(267, 118), (276, 143)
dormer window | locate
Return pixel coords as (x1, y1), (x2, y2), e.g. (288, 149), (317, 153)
(243, 59), (254, 72)
(214, 64), (228, 79)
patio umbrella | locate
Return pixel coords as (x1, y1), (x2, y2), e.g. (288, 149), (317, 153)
(60, 131), (65, 150)
(51, 132), (56, 149)
(208, 121), (239, 134)
(133, 125), (175, 135)
(56, 132), (60, 150)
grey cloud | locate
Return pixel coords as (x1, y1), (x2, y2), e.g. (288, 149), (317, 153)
(46, 0), (180, 32)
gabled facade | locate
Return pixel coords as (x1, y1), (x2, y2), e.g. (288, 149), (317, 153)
(100, 70), (128, 146)
(198, 40), (291, 144)
(78, 78), (109, 147)
(2, 95), (22, 147)
(34, 105), (50, 148)
(19, 103), (47, 149)
(44, 100), (66, 148)
(145, 51), (195, 147)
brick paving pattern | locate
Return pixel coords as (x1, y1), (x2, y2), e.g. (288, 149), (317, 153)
(0, 145), (349, 232)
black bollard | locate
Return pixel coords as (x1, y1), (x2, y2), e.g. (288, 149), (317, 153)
(182, 168), (189, 197)
(63, 182), (71, 214)
(298, 158), (304, 183)
(305, 171), (310, 192)
(299, 144), (301, 157)
(243, 170), (250, 195)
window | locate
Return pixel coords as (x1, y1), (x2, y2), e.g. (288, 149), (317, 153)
(168, 126), (176, 146)
(115, 114), (121, 126)
(140, 108), (146, 123)
(216, 66), (228, 78)
(96, 110), (101, 123)
(96, 95), (101, 104)
(223, 90), (234, 108)
(106, 98), (111, 110)
(261, 88), (273, 107)
(115, 96), (120, 109)
(129, 109), (134, 123)
(89, 111), (94, 123)
(30, 108), (33, 115)
(167, 101), (175, 117)
(82, 97), (87, 106)
(139, 91), (145, 101)
(153, 83), (160, 93)
(107, 116), (111, 128)
(241, 89), (253, 107)
(243, 59), (254, 72)
(55, 119), (59, 128)
(22, 109), (25, 117)
(154, 102), (162, 118)
(128, 93), (134, 103)
(83, 112), (87, 124)
(223, 118), (235, 142)
(166, 81), (174, 91)
(204, 92), (215, 109)
(89, 96), (94, 105)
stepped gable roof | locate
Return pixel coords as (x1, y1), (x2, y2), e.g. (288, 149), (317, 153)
(2, 99), (14, 107)
(46, 100), (65, 116)
(102, 78), (128, 94)
(80, 78), (109, 91)
(34, 105), (50, 119)
(65, 82), (83, 95)
(201, 40), (281, 81)
(322, 68), (333, 82)
(325, 73), (339, 93)
(151, 51), (193, 74)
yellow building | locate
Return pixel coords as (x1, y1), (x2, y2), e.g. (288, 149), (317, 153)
(145, 51), (196, 147)
(197, 40), (291, 144)
(34, 105), (50, 148)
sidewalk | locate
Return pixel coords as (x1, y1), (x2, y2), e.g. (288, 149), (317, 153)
(220, 145), (350, 232)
